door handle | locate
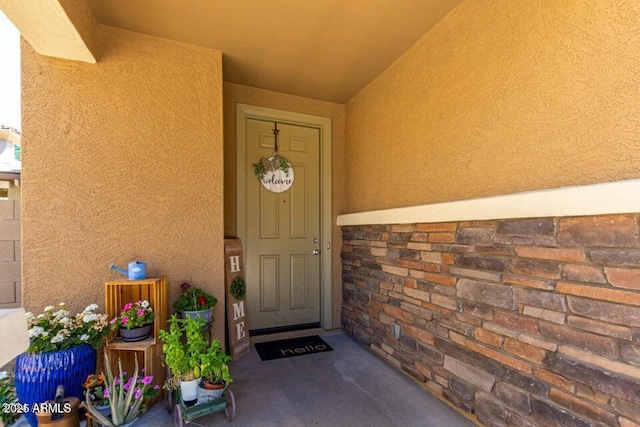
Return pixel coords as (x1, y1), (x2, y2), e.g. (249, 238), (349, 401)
(312, 249), (320, 255)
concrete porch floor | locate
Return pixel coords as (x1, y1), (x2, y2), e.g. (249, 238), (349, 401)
(138, 332), (475, 426)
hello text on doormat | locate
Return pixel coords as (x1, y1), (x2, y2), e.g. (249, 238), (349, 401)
(254, 335), (333, 361)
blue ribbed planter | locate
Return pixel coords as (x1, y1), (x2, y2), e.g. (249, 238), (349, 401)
(14, 344), (96, 427)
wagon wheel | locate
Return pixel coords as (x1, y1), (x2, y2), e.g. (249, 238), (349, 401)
(166, 388), (175, 413)
(225, 389), (236, 421)
(174, 404), (184, 427)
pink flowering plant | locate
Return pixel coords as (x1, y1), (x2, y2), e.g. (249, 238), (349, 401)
(110, 300), (154, 330)
(102, 369), (159, 410)
(83, 370), (159, 410)
(85, 353), (159, 426)
(26, 303), (109, 353)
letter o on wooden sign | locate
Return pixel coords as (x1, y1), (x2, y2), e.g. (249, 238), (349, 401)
(261, 167), (294, 193)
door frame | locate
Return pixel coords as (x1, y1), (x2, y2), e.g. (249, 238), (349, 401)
(236, 103), (333, 330)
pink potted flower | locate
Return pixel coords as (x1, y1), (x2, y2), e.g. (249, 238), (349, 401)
(110, 300), (155, 342)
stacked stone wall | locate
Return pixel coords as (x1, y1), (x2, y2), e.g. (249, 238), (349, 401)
(341, 214), (640, 426)
(0, 200), (20, 308)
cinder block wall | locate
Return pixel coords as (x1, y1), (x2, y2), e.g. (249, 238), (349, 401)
(341, 214), (640, 426)
(0, 200), (20, 308)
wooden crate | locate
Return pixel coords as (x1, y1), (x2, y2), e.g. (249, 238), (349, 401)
(105, 277), (167, 344)
(104, 277), (167, 397)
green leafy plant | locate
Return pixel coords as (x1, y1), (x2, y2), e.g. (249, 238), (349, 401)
(109, 300), (154, 330)
(26, 303), (109, 353)
(230, 277), (246, 300)
(252, 155), (292, 180)
(278, 157), (292, 175)
(198, 339), (233, 387)
(0, 371), (19, 427)
(84, 353), (152, 427)
(159, 315), (209, 389)
(252, 161), (266, 180)
(173, 282), (217, 312)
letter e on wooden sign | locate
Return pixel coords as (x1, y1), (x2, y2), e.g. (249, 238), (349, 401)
(224, 239), (250, 360)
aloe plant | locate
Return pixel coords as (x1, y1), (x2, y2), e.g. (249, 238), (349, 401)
(85, 353), (147, 426)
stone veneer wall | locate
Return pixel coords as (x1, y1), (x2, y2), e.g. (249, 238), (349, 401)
(341, 214), (640, 427)
(0, 200), (20, 308)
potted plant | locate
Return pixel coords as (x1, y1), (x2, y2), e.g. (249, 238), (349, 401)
(159, 315), (208, 404)
(0, 371), (19, 427)
(84, 353), (157, 427)
(173, 282), (217, 323)
(109, 300), (155, 342)
(15, 303), (110, 426)
(196, 339), (232, 403)
(83, 373), (110, 416)
(83, 370), (159, 417)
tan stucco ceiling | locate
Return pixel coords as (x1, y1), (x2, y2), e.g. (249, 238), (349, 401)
(86, 0), (463, 103)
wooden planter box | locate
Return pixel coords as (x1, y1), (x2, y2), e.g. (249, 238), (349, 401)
(104, 277), (167, 400)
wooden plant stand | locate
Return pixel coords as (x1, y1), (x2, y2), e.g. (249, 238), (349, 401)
(104, 277), (168, 403)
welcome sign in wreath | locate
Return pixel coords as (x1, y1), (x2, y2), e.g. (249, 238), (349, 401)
(252, 123), (294, 193)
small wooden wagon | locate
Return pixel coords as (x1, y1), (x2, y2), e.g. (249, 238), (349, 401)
(171, 387), (236, 426)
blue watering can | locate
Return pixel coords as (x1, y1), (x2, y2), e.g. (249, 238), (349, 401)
(109, 261), (147, 280)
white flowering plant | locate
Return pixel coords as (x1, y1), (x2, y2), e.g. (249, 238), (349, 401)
(26, 303), (110, 353)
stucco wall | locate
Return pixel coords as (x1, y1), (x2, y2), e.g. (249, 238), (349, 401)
(223, 82), (345, 327)
(345, 0), (640, 213)
(22, 26), (225, 340)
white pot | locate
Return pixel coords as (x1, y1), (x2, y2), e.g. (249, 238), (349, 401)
(197, 381), (226, 404)
(180, 378), (200, 403)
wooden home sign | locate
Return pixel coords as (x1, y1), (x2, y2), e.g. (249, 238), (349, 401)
(224, 239), (250, 360)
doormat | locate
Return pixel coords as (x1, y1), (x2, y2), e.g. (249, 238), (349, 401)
(254, 335), (333, 361)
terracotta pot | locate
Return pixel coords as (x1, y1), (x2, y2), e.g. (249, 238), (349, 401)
(203, 381), (225, 390)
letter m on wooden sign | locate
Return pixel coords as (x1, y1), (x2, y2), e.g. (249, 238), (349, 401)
(224, 239), (250, 360)
(233, 301), (245, 320)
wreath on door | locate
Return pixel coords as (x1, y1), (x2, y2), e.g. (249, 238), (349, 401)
(252, 155), (292, 181)
(252, 122), (295, 193)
